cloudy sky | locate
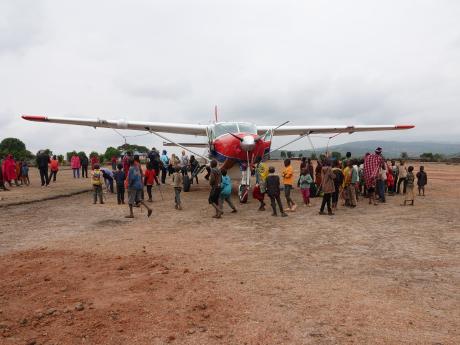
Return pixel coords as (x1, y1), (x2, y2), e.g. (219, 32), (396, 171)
(1, 0), (459, 155)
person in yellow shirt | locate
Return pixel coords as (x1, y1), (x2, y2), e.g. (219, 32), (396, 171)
(91, 163), (104, 204)
(282, 159), (297, 211)
(254, 156), (268, 211)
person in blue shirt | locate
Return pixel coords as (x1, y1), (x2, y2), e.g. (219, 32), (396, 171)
(219, 169), (237, 213)
(126, 159), (152, 218)
(113, 163), (126, 204)
(160, 150), (169, 184)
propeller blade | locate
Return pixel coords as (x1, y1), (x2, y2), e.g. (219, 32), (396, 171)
(227, 131), (243, 142)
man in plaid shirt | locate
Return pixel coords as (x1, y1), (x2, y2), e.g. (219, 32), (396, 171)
(364, 147), (385, 205)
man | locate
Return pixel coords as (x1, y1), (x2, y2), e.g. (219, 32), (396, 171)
(148, 147), (161, 177)
(81, 154), (89, 178)
(180, 150), (190, 177)
(208, 159), (222, 218)
(36, 150), (50, 186)
(0, 158), (10, 191)
(351, 159), (360, 201)
(126, 159), (152, 218)
(344, 160), (357, 207)
(397, 160), (408, 194)
(363, 147), (385, 205)
(160, 150), (169, 184)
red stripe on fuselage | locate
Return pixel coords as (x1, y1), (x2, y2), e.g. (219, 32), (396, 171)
(213, 133), (271, 161)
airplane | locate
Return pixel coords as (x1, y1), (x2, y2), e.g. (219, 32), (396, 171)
(22, 113), (414, 202)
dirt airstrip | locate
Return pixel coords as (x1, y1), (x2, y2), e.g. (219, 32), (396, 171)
(0, 162), (459, 345)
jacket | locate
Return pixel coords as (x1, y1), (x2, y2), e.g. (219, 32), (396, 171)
(70, 156), (81, 169)
(36, 153), (50, 169)
(282, 165), (294, 186)
(321, 166), (336, 194)
(266, 174), (281, 197)
(298, 174), (313, 189)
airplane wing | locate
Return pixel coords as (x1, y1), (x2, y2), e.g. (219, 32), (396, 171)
(21, 115), (208, 136)
(257, 124), (414, 136)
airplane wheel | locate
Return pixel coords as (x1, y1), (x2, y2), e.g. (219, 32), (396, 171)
(183, 175), (191, 192)
(239, 185), (248, 203)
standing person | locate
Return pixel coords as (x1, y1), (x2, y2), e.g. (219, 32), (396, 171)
(144, 162), (160, 202)
(397, 160), (408, 194)
(189, 155), (200, 184)
(266, 166), (288, 217)
(363, 148), (385, 205)
(208, 159), (222, 218)
(319, 160), (336, 216)
(352, 159), (360, 201)
(390, 160), (398, 194)
(126, 159), (152, 218)
(314, 160), (323, 194)
(36, 150), (50, 187)
(48, 155), (59, 183)
(220, 169), (237, 213)
(345, 160), (357, 207)
(148, 147), (161, 177)
(377, 162), (387, 203)
(113, 163), (126, 204)
(402, 166), (415, 206)
(0, 160), (9, 191)
(282, 159), (297, 211)
(416, 166), (428, 196)
(80, 154), (89, 178)
(111, 156), (117, 171)
(15, 160), (23, 185)
(180, 150), (190, 177)
(298, 168), (313, 207)
(71, 154), (81, 178)
(1, 155), (18, 187)
(172, 166), (183, 210)
(91, 163), (104, 204)
(21, 161), (30, 186)
(254, 156), (268, 211)
(300, 157), (307, 171)
(160, 150), (169, 184)
(122, 152), (132, 176)
(386, 162), (395, 196)
(332, 160), (344, 209)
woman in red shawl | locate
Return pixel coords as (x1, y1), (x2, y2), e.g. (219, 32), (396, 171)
(2, 154), (19, 186)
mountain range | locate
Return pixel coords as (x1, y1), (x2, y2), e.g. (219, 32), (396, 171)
(271, 140), (460, 159)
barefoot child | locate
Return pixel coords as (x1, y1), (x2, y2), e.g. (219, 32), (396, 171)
(402, 166), (415, 206)
(282, 159), (296, 211)
(416, 166), (427, 196)
(126, 159), (152, 218)
(266, 166), (287, 217)
(21, 161), (30, 186)
(220, 169), (237, 213)
(172, 166), (183, 210)
(144, 162), (160, 202)
(298, 168), (313, 207)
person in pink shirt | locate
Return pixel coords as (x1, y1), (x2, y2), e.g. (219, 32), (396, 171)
(70, 154), (81, 178)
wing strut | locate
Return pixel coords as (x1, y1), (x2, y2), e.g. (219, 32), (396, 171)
(146, 127), (211, 163)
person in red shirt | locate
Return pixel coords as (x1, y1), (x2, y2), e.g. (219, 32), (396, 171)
(90, 155), (99, 170)
(144, 162), (160, 202)
(48, 155), (59, 183)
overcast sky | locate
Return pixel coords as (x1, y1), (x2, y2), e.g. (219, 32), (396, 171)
(1, 0), (460, 155)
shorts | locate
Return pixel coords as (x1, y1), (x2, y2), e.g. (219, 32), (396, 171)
(284, 184), (292, 198)
(128, 189), (142, 205)
(208, 187), (221, 204)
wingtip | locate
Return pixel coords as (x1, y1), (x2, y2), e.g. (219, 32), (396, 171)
(22, 115), (48, 122)
(396, 125), (415, 129)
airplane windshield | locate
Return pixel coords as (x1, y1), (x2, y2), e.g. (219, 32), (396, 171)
(214, 122), (257, 137)
(237, 123), (257, 134)
(214, 123), (239, 137)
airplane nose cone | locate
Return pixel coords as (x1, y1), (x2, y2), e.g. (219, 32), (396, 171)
(240, 135), (256, 151)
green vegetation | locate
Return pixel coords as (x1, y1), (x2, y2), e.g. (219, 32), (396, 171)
(0, 138), (34, 160)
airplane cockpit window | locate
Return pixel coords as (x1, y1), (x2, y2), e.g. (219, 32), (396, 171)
(237, 123), (257, 134)
(214, 123), (239, 137)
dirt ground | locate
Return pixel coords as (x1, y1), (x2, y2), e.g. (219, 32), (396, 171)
(0, 162), (459, 345)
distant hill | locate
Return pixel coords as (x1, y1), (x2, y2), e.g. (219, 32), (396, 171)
(270, 140), (460, 159)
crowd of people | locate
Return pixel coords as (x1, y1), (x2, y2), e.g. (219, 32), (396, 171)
(0, 146), (429, 220)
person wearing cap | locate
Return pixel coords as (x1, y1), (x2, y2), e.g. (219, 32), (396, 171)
(363, 147), (385, 205)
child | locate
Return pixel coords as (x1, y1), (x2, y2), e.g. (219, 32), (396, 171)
(91, 163), (104, 204)
(144, 162), (160, 202)
(402, 166), (415, 206)
(113, 163), (126, 204)
(416, 166), (427, 196)
(126, 159), (152, 218)
(254, 156), (268, 211)
(48, 155), (59, 183)
(220, 169), (237, 213)
(332, 160), (344, 209)
(298, 168), (313, 206)
(172, 166), (183, 210)
(266, 166), (287, 217)
(282, 159), (296, 211)
(208, 159), (222, 218)
(21, 161), (30, 186)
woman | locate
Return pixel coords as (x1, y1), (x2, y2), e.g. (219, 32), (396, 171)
(2, 154), (18, 186)
(70, 154), (81, 178)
